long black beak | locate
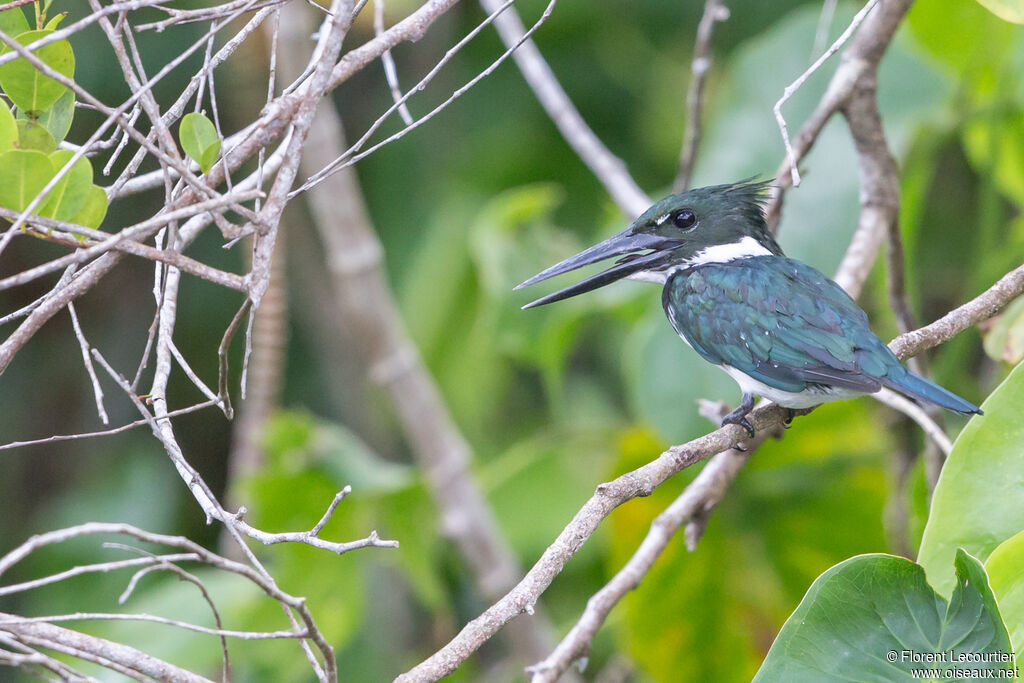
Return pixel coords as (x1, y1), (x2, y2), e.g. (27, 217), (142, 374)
(515, 228), (679, 309)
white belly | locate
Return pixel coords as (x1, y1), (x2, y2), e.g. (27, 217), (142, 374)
(719, 365), (864, 409)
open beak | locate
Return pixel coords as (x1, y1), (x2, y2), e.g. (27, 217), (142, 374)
(515, 227), (680, 309)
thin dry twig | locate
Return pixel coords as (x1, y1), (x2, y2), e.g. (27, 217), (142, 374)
(374, 0), (413, 125)
(674, 0), (729, 193)
(294, 0), (563, 197)
(67, 303), (109, 425)
(773, 0), (881, 187)
(478, 0), (650, 217)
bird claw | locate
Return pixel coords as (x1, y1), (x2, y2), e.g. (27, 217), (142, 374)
(720, 393), (756, 440)
(784, 408), (796, 426)
(720, 414), (755, 440)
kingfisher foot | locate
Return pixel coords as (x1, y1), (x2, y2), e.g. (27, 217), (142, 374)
(721, 393), (756, 439)
(783, 408), (796, 428)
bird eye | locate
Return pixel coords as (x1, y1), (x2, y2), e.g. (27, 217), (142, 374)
(671, 209), (696, 230)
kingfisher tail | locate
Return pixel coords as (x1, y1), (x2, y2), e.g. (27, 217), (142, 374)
(882, 369), (982, 415)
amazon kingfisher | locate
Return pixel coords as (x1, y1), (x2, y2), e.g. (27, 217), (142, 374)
(516, 180), (981, 437)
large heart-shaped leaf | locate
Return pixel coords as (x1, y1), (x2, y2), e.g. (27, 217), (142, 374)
(918, 361), (1024, 596)
(0, 30), (75, 115)
(754, 551), (1013, 682)
(0, 148), (54, 212)
(0, 7), (30, 38)
(179, 112), (220, 175)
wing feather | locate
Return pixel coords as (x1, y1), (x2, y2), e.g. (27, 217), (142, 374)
(662, 257), (898, 394)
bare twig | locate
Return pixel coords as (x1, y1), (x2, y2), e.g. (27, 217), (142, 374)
(773, 0), (881, 187)
(871, 388), (952, 456)
(295, 0), (563, 198)
(113, 551), (231, 682)
(67, 303), (109, 425)
(0, 554), (201, 597)
(374, 0), (414, 125)
(767, 0), (912, 230)
(673, 0), (729, 193)
(1, 616), (211, 682)
(0, 401), (217, 452)
(479, 0), (650, 217)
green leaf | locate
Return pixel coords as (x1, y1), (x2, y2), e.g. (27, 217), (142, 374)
(963, 112), (1024, 205)
(69, 185), (107, 229)
(0, 30), (75, 115)
(43, 12), (66, 31)
(986, 530), (1024, 661)
(179, 112), (220, 175)
(909, 0), (1017, 78)
(0, 99), (16, 152)
(974, 0), (1024, 23)
(919, 361), (1024, 596)
(983, 296), (1024, 364)
(41, 150), (92, 222)
(16, 118), (55, 152)
(754, 551), (1014, 682)
(0, 7), (30, 37)
(17, 87), (73, 143)
(0, 148), (54, 211)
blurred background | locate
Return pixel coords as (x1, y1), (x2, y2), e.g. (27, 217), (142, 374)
(1, 0), (1022, 680)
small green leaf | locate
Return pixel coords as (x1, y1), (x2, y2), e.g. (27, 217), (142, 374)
(0, 99), (16, 152)
(919, 360), (1024, 596)
(198, 140), (220, 176)
(179, 112), (220, 175)
(16, 118), (56, 152)
(0, 148), (55, 211)
(17, 87), (73, 143)
(41, 150), (92, 222)
(0, 8), (30, 37)
(43, 12), (66, 31)
(0, 29), (75, 115)
(754, 551), (1014, 682)
(974, 0), (1024, 22)
(69, 185), (107, 229)
(986, 530), (1024, 661)
(983, 296), (1024, 364)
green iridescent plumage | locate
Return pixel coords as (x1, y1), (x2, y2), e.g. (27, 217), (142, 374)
(664, 256), (896, 394)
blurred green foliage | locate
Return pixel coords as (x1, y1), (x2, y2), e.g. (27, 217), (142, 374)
(2, 0), (1023, 681)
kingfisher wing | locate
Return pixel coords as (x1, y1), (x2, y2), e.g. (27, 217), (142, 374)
(662, 257), (894, 394)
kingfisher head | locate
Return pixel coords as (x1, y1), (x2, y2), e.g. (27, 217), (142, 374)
(516, 179), (784, 308)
